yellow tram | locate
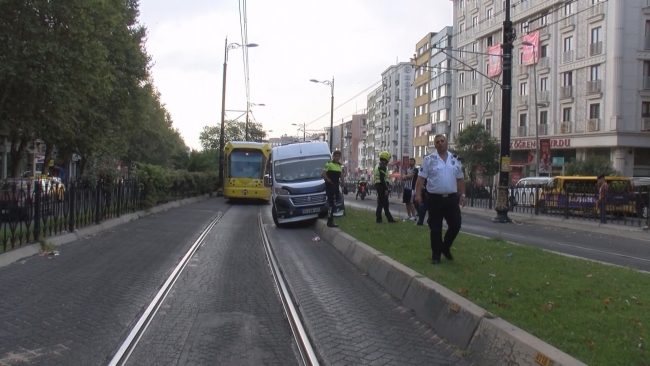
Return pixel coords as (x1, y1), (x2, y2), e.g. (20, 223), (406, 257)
(223, 141), (272, 202)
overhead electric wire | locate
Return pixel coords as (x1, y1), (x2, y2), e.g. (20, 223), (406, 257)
(305, 80), (382, 128)
(238, 0), (251, 110)
(527, 0), (608, 34)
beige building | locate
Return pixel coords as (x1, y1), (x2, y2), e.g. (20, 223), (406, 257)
(452, 0), (650, 177)
(413, 33), (436, 165)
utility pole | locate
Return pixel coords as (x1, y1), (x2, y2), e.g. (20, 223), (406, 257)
(218, 37), (228, 197)
(493, 0), (514, 223)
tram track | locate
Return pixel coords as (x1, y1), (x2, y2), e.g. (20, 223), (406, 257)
(107, 207), (319, 366)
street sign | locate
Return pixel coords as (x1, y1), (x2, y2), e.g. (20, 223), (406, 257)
(501, 157), (511, 172)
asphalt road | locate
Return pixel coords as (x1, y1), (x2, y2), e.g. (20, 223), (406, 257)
(348, 197), (650, 272)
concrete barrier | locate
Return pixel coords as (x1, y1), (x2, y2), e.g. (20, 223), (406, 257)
(0, 193), (216, 269)
(318, 218), (588, 365)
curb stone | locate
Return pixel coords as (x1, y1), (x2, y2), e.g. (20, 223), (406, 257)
(314, 218), (588, 366)
(0, 194), (216, 269)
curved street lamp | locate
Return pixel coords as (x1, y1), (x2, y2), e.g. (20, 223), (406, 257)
(310, 77), (335, 151)
(218, 39), (258, 197)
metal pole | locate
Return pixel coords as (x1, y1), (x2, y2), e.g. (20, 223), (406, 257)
(303, 122), (306, 141)
(533, 47), (540, 177)
(245, 101), (249, 141)
(493, 0), (513, 223)
(329, 77), (335, 152)
(218, 37), (228, 197)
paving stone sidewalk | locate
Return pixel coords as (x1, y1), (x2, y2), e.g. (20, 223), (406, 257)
(0, 199), (226, 366)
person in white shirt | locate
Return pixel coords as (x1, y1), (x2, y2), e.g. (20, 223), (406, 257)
(414, 134), (466, 265)
(401, 158), (418, 221)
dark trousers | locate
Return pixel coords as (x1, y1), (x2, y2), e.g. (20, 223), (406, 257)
(375, 184), (394, 222)
(417, 200), (427, 225)
(326, 184), (340, 221)
(426, 193), (462, 260)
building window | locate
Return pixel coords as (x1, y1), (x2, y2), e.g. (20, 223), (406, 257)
(471, 94), (477, 105)
(487, 35), (493, 47)
(590, 65), (601, 81)
(563, 36), (573, 52)
(562, 72), (573, 86)
(458, 97), (465, 109)
(458, 122), (464, 132)
(540, 13), (549, 25)
(519, 113), (527, 127)
(472, 70), (478, 80)
(642, 102), (650, 117)
(564, 2), (574, 15)
(591, 27), (601, 43)
(540, 110), (548, 124)
(486, 90), (493, 103)
(520, 81), (528, 95)
(487, 8), (493, 19)
(563, 107), (572, 122)
(473, 16), (478, 28)
(440, 109), (448, 121)
(540, 44), (548, 58)
(589, 103), (600, 119)
(486, 118), (492, 131)
(471, 120), (477, 125)
(540, 77), (548, 91)
(431, 87), (438, 101)
(459, 73), (465, 84)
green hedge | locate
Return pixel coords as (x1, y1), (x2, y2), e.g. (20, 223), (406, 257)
(135, 163), (218, 208)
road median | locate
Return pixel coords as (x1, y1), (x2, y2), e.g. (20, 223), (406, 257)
(315, 207), (649, 366)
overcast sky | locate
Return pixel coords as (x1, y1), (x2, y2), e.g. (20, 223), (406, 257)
(138, 0), (453, 150)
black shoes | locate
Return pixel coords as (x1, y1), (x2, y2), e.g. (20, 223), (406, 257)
(431, 259), (441, 265)
(327, 221), (338, 228)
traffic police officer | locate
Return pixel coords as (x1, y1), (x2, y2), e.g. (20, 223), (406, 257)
(414, 134), (466, 264)
(321, 150), (345, 227)
(374, 151), (396, 223)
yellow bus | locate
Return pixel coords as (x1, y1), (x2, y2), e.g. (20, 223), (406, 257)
(224, 141), (272, 201)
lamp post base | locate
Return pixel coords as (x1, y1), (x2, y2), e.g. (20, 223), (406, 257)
(492, 210), (512, 223)
(492, 185), (512, 223)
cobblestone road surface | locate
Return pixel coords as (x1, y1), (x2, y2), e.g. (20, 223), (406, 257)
(261, 208), (473, 366)
(126, 204), (300, 366)
(0, 199), (224, 366)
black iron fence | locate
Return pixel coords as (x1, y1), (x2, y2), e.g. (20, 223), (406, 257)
(0, 179), (202, 253)
(466, 182), (650, 228)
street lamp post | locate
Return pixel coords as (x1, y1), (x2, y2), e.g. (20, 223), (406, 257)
(218, 37), (258, 197)
(522, 41), (540, 177)
(493, 0), (514, 223)
(310, 77), (335, 151)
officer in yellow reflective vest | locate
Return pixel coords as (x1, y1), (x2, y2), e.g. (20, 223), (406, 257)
(374, 151), (396, 223)
(321, 150), (344, 227)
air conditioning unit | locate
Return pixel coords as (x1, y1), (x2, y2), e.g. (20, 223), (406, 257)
(586, 118), (600, 132)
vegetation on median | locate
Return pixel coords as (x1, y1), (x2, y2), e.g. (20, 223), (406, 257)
(337, 208), (648, 366)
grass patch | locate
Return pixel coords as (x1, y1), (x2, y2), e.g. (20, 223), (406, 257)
(338, 208), (649, 366)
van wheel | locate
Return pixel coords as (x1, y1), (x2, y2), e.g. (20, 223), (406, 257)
(272, 205), (281, 226)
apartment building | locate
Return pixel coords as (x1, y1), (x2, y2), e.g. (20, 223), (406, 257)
(413, 33), (435, 165)
(362, 86), (382, 175)
(375, 62), (416, 171)
(453, 0), (650, 177)
(429, 27), (455, 157)
(339, 114), (367, 178)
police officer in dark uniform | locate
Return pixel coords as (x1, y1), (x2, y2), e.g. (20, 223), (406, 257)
(374, 151), (397, 223)
(321, 150), (345, 227)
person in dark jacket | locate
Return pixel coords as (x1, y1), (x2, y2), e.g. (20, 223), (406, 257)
(374, 151), (397, 223)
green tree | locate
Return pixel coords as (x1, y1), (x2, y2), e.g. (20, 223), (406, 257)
(172, 149), (217, 172)
(453, 123), (500, 185)
(565, 156), (618, 176)
(199, 120), (267, 150)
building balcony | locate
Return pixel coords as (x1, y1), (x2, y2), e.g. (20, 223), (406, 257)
(538, 57), (550, 71)
(519, 95), (528, 105)
(587, 80), (602, 94)
(562, 50), (575, 64)
(457, 107), (464, 116)
(588, 2), (606, 20)
(538, 90), (549, 103)
(589, 42), (603, 56)
(643, 118), (650, 131)
(517, 126), (527, 137)
(587, 118), (600, 132)
(469, 105), (477, 115)
(458, 82), (466, 92)
(560, 121), (572, 134)
(561, 15), (575, 30)
(560, 85), (573, 99)
(538, 123), (548, 136)
(470, 78), (479, 89)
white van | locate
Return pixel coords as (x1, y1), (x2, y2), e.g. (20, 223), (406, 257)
(266, 142), (344, 226)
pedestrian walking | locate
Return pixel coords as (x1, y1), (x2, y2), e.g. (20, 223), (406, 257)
(414, 134), (466, 264)
(321, 150), (345, 227)
(375, 151), (397, 223)
(401, 158), (418, 221)
(597, 174), (609, 223)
